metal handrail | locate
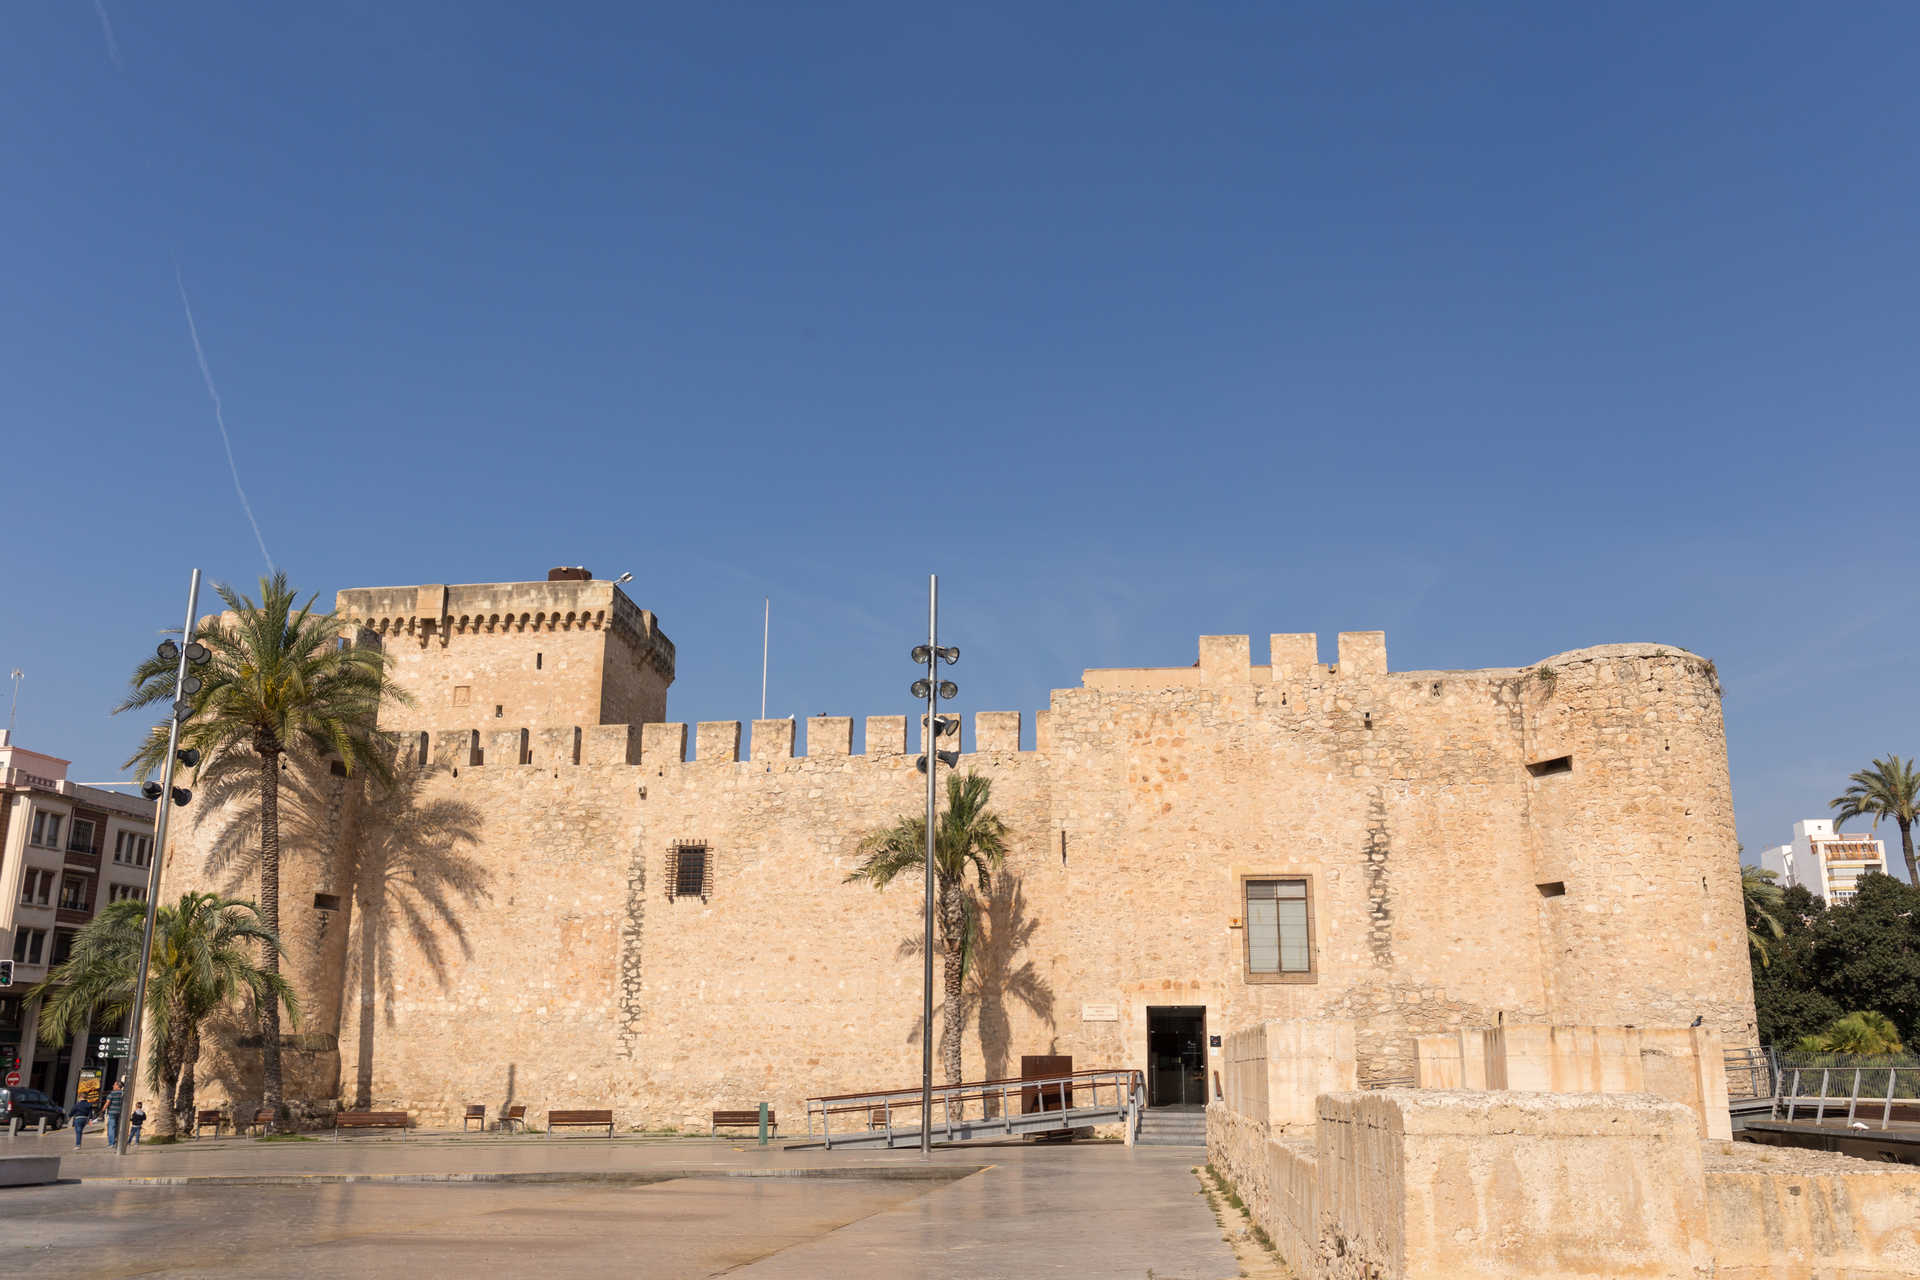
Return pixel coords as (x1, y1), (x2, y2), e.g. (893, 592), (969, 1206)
(805, 1068), (1145, 1148)
(1778, 1065), (1920, 1130)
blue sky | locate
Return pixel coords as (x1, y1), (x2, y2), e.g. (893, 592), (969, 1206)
(2, 3), (1915, 861)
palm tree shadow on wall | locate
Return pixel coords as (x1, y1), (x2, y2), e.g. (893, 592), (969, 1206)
(900, 872), (1054, 1113)
(201, 750), (488, 1110)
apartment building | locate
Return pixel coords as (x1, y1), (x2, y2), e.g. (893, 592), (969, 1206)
(1758, 818), (1890, 904)
(0, 730), (155, 1106)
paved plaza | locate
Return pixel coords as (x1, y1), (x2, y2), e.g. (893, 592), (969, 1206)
(0, 1132), (1243, 1278)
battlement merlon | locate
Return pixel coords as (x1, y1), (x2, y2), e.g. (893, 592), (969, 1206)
(1081, 631), (1387, 689)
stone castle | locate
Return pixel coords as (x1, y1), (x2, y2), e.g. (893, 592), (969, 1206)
(163, 567), (1756, 1129)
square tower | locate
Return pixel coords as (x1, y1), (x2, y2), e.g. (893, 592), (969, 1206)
(335, 567), (674, 730)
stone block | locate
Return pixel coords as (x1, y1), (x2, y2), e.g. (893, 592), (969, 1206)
(1414, 1033), (1462, 1089)
(695, 721), (741, 763)
(640, 722), (686, 764)
(1269, 632), (1318, 676)
(974, 711), (1021, 753)
(488, 729), (525, 767)
(1316, 1090), (1711, 1280)
(584, 724), (641, 766)
(1639, 1026), (1733, 1141)
(1033, 709), (1051, 752)
(1264, 1018), (1356, 1133)
(1486, 1024), (1644, 1093)
(1198, 635), (1252, 685)
(750, 718), (794, 761)
(864, 715), (906, 756)
(806, 717), (851, 757)
(0, 1155), (60, 1187)
(1337, 630), (1387, 675)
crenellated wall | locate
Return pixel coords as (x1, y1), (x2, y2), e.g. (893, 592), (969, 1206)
(157, 588), (1757, 1133)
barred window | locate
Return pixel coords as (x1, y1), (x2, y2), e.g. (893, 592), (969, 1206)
(667, 842), (710, 902)
(1244, 878), (1314, 981)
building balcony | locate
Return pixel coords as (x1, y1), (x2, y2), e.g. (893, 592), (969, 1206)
(55, 906), (91, 926)
(63, 848), (100, 871)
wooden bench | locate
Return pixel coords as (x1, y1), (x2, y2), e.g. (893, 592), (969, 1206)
(242, 1108), (275, 1136)
(711, 1109), (777, 1137)
(546, 1108), (614, 1138)
(463, 1104), (487, 1132)
(500, 1104), (527, 1133)
(193, 1109), (225, 1138)
(333, 1111), (410, 1138)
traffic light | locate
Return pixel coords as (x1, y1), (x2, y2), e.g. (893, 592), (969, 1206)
(0, 959), (12, 988)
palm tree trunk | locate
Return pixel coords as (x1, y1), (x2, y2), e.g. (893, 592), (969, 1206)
(940, 885), (966, 1086)
(1900, 818), (1916, 887)
(258, 748), (286, 1129)
(174, 1027), (198, 1131)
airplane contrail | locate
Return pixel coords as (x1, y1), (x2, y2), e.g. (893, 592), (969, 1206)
(175, 268), (275, 573)
(91, 0), (123, 69)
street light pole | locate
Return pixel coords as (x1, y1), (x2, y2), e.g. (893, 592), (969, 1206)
(920, 574), (937, 1159)
(118, 568), (201, 1156)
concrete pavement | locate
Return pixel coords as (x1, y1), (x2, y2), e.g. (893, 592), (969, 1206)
(0, 1135), (1240, 1278)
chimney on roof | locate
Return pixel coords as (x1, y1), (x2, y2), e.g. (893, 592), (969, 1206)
(547, 566), (593, 583)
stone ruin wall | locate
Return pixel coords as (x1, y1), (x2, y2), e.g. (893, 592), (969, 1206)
(157, 617), (1757, 1129)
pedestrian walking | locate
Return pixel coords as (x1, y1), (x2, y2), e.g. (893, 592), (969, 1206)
(69, 1095), (94, 1148)
(105, 1078), (125, 1147)
(129, 1101), (146, 1145)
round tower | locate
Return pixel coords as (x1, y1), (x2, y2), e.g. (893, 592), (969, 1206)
(1521, 644), (1755, 1045)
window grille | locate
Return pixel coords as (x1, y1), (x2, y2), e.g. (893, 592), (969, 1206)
(667, 842), (711, 902)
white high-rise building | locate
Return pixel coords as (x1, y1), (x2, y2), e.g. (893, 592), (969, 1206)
(1758, 819), (1889, 904)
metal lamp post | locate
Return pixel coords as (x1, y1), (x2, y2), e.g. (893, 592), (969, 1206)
(909, 575), (959, 1158)
(118, 569), (209, 1156)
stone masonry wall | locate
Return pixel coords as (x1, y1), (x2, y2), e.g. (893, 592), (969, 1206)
(157, 610), (1757, 1130)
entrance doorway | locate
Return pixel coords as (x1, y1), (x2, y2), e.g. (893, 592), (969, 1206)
(1146, 1006), (1206, 1108)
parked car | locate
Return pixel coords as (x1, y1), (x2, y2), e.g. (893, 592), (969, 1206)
(0, 1086), (67, 1129)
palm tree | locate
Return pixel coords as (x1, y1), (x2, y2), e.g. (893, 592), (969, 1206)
(118, 572), (404, 1128)
(31, 894), (296, 1139)
(848, 771), (1010, 1085)
(1742, 864), (1786, 969)
(1795, 1010), (1904, 1057)
(1831, 755), (1920, 885)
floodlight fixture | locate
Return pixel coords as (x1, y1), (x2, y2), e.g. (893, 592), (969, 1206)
(184, 641), (210, 666)
(937, 646), (959, 665)
(911, 679), (932, 699)
(171, 787), (191, 806)
(179, 675), (202, 696)
(177, 747), (201, 768)
(937, 681), (958, 701)
(156, 640), (180, 662)
(911, 645), (932, 664)
(172, 699), (195, 723)
(615, 572), (633, 585)
(141, 782), (163, 801)
(932, 714), (959, 736)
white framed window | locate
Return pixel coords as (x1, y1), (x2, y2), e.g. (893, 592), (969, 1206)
(28, 811), (63, 849)
(66, 818), (96, 854)
(11, 929), (46, 966)
(112, 831), (152, 867)
(106, 883), (146, 904)
(18, 868), (54, 906)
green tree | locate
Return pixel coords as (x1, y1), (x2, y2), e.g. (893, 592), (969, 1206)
(848, 771), (1010, 1085)
(1742, 864), (1786, 968)
(1803, 873), (1920, 1043)
(1751, 883), (1841, 1048)
(30, 894), (296, 1139)
(118, 572), (403, 1128)
(1831, 754), (1920, 885)
(1795, 1010), (1905, 1056)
